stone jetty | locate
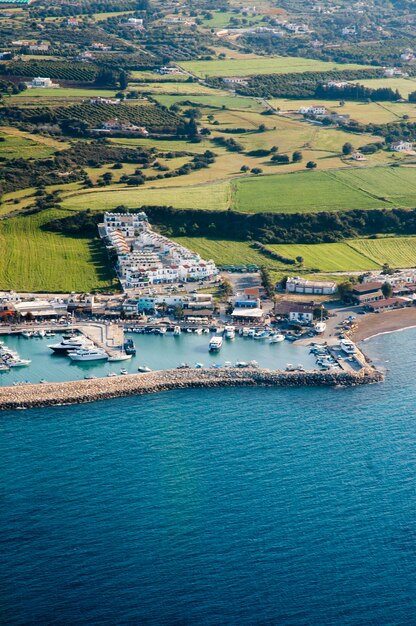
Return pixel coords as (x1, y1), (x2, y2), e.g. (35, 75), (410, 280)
(0, 367), (384, 411)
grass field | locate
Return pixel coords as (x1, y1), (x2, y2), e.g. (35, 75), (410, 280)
(172, 237), (286, 270)
(348, 237), (416, 268)
(179, 57), (372, 78)
(61, 181), (231, 212)
(12, 87), (122, 100)
(234, 166), (416, 213)
(60, 165), (416, 214)
(0, 126), (67, 159)
(268, 98), (416, 124)
(359, 77), (416, 99)
(154, 94), (264, 110)
(267, 243), (381, 271)
(130, 82), (229, 96)
(0, 210), (115, 292)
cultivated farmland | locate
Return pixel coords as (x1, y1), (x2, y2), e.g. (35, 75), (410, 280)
(267, 243), (380, 271)
(348, 237), (416, 268)
(179, 57), (372, 78)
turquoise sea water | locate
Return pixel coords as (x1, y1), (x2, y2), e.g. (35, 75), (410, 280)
(0, 329), (415, 625)
(0, 332), (317, 385)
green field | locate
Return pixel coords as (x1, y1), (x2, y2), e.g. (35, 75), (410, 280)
(61, 181), (231, 212)
(234, 167), (416, 213)
(180, 57), (372, 78)
(0, 128), (64, 159)
(172, 237), (286, 270)
(12, 87), (122, 99)
(359, 77), (416, 99)
(348, 237), (416, 268)
(60, 166), (416, 214)
(0, 210), (116, 292)
(267, 243), (380, 271)
(154, 94), (264, 110)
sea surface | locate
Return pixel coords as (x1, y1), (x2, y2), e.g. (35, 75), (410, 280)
(0, 329), (415, 625)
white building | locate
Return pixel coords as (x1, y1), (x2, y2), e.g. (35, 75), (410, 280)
(26, 77), (59, 88)
(298, 105), (327, 116)
(100, 212), (218, 290)
(124, 17), (144, 28)
(89, 97), (121, 105)
(286, 277), (337, 295)
(390, 141), (414, 153)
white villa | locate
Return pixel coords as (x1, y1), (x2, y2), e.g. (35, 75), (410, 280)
(26, 77), (59, 88)
(390, 141), (414, 153)
(298, 105), (327, 116)
(100, 212), (218, 290)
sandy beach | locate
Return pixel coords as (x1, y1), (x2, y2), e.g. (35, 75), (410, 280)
(352, 308), (416, 342)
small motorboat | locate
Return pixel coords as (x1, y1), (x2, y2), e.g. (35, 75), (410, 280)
(138, 365), (152, 373)
(39, 379), (48, 384)
(177, 362), (190, 369)
(107, 372), (118, 377)
(9, 359), (31, 367)
(253, 331), (267, 340)
(269, 333), (285, 343)
(120, 368), (128, 375)
(107, 353), (132, 362)
(194, 362), (204, 368)
(84, 374), (97, 380)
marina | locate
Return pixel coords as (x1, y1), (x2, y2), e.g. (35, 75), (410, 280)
(0, 329), (323, 386)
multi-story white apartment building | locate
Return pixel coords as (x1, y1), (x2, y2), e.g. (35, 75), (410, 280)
(100, 212), (218, 290)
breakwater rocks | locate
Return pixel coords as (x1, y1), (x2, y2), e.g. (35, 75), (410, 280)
(0, 367), (384, 411)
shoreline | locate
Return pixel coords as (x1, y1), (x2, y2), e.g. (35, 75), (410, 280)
(0, 367), (383, 411)
(350, 308), (416, 342)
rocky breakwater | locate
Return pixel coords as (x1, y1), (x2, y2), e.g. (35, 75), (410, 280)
(0, 367), (384, 411)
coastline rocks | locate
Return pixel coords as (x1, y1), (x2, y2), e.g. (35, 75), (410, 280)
(0, 368), (384, 411)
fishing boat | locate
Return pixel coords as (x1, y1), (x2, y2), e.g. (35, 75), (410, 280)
(21, 330), (33, 338)
(68, 348), (108, 362)
(253, 330), (268, 340)
(194, 328), (203, 335)
(242, 328), (251, 337)
(209, 336), (223, 352)
(124, 338), (136, 355)
(224, 326), (235, 339)
(138, 365), (152, 373)
(173, 325), (181, 336)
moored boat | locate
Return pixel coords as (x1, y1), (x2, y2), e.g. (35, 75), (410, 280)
(68, 348), (108, 362)
(224, 325), (235, 339)
(209, 336), (223, 352)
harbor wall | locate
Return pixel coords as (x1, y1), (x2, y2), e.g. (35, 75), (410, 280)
(0, 367), (384, 411)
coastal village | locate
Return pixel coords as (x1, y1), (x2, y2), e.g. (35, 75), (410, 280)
(0, 209), (414, 403)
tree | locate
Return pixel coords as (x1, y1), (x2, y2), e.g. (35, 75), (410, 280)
(271, 154), (289, 164)
(342, 142), (353, 155)
(306, 161), (317, 169)
(258, 123), (266, 132)
(292, 150), (303, 163)
(251, 167), (263, 174)
(296, 256), (304, 265)
(381, 282), (393, 299)
(260, 266), (274, 298)
(240, 165), (249, 172)
(338, 280), (354, 302)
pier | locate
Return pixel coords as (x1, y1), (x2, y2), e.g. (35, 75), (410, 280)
(0, 367), (384, 411)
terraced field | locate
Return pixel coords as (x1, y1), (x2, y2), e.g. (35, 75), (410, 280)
(0, 210), (115, 292)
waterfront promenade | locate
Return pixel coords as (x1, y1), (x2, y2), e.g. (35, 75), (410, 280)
(0, 367), (383, 410)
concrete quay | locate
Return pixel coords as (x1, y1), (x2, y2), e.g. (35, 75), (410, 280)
(0, 367), (384, 411)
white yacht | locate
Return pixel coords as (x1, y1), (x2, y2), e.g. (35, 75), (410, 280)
(107, 352), (132, 362)
(209, 336), (223, 352)
(340, 339), (357, 354)
(68, 348), (108, 362)
(269, 333), (285, 343)
(224, 326), (235, 339)
(9, 359), (31, 367)
(48, 336), (93, 353)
